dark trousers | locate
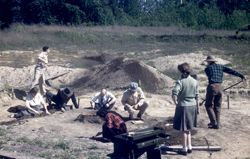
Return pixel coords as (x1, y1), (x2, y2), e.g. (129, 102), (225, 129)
(95, 103), (114, 110)
(205, 83), (223, 126)
(46, 92), (78, 110)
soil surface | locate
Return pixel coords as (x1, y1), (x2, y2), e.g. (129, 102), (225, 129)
(0, 48), (250, 159)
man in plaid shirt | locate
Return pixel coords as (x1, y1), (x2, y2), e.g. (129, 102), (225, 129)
(204, 55), (245, 129)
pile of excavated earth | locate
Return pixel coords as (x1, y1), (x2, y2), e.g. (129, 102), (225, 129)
(0, 50), (249, 159)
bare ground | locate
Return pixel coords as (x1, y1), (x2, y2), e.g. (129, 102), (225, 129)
(0, 49), (250, 159)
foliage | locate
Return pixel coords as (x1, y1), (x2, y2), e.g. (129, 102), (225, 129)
(0, 0), (249, 29)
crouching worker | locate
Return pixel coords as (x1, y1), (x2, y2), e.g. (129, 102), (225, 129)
(46, 87), (79, 112)
(10, 87), (50, 118)
(90, 88), (116, 111)
(121, 82), (149, 120)
(97, 108), (127, 141)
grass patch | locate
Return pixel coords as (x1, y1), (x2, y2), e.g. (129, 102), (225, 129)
(88, 144), (98, 150)
(87, 156), (101, 159)
(54, 140), (70, 150)
(38, 152), (54, 159)
(0, 24), (249, 74)
(0, 127), (7, 136)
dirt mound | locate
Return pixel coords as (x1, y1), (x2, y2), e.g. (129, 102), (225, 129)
(148, 52), (230, 76)
(0, 65), (87, 91)
(72, 57), (174, 94)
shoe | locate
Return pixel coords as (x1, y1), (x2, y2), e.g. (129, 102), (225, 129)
(136, 114), (144, 121)
(8, 114), (15, 118)
(208, 124), (219, 129)
(207, 123), (213, 127)
(177, 150), (187, 156)
(187, 149), (192, 153)
(60, 107), (66, 112)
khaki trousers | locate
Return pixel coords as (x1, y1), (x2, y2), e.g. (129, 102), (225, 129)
(124, 101), (149, 119)
(31, 66), (46, 95)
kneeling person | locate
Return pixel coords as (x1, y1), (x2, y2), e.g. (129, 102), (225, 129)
(46, 87), (79, 112)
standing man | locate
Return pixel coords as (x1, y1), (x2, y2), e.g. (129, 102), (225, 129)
(31, 46), (50, 95)
(90, 88), (116, 111)
(204, 55), (245, 129)
(121, 82), (149, 120)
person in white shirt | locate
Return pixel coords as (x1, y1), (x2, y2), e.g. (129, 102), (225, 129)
(9, 87), (51, 118)
(26, 87), (50, 115)
(90, 88), (116, 111)
(31, 46), (50, 95)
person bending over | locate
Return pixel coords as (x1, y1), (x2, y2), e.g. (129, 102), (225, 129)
(46, 87), (79, 112)
(203, 55), (245, 129)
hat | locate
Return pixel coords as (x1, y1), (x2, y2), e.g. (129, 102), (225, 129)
(204, 55), (217, 62)
(129, 82), (138, 92)
(62, 87), (73, 97)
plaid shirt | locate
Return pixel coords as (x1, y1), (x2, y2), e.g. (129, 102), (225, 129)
(205, 63), (243, 84)
(106, 112), (124, 129)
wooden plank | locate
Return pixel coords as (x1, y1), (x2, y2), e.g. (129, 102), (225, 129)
(162, 145), (222, 151)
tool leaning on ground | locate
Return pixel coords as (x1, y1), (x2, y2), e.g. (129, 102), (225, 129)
(199, 80), (244, 106)
(45, 71), (71, 87)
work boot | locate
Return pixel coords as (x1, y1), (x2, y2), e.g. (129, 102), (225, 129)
(129, 113), (134, 120)
(208, 124), (219, 129)
(136, 114), (144, 121)
(207, 123), (213, 127)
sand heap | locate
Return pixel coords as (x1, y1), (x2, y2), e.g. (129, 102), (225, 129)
(0, 65), (87, 91)
(72, 57), (174, 94)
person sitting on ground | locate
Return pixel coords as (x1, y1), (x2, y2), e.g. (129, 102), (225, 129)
(90, 88), (116, 111)
(172, 63), (198, 156)
(10, 87), (51, 118)
(26, 87), (51, 115)
(121, 82), (149, 120)
(96, 108), (127, 141)
(46, 87), (79, 112)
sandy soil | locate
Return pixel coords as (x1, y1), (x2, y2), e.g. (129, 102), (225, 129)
(0, 51), (249, 159)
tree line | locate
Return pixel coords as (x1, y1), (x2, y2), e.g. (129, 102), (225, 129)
(0, 0), (249, 29)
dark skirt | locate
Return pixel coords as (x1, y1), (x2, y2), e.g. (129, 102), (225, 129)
(173, 105), (197, 131)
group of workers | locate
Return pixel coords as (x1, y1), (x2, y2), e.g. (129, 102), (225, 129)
(9, 46), (247, 156)
(171, 56), (245, 155)
(90, 82), (149, 120)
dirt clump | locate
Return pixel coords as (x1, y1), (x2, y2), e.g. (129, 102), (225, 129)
(73, 57), (174, 94)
